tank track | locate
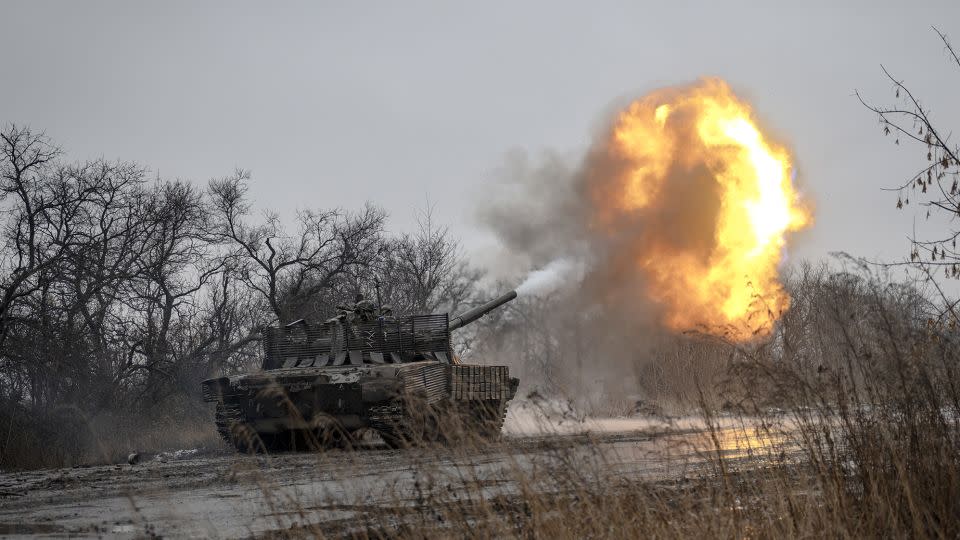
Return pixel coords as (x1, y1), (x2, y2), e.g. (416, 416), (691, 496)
(368, 399), (509, 448)
(367, 403), (418, 448)
(214, 401), (243, 445)
(215, 397), (271, 453)
(213, 386), (248, 440)
(216, 396), (510, 451)
(215, 393), (294, 453)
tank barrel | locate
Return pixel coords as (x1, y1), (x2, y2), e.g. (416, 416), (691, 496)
(449, 290), (517, 331)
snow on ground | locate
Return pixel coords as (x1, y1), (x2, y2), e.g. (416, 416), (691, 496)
(503, 398), (757, 437)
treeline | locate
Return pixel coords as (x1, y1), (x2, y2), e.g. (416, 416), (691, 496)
(466, 261), (938, 417)
(0, 125), (479, 467)
(0, 123), (941, 469)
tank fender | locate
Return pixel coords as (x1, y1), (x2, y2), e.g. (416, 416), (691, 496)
(201, 377), (230, 402)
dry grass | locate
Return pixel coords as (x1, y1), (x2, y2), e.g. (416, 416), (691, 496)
(4, 266), (960, 539)
(0, 396), (220, 469)
(244, 267), (960, 538)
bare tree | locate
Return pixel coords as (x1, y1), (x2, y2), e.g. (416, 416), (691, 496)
(0, 126), (62, 348)
(0, 125), (488, 466)
(376, 205), (481, 316)
(858, 27), (960, 283)
(208, 171), (386, 324)
(0, 131), (267, 413)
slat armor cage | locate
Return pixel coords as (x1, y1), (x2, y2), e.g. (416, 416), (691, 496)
(262, 314), (452, 370)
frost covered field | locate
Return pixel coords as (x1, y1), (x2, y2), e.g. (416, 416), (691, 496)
(0, 410), (787, 538)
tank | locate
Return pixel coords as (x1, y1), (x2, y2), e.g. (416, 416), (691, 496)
(201, 291), (519, 452)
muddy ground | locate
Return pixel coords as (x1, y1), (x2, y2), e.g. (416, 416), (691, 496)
(0, 415), (788, 539)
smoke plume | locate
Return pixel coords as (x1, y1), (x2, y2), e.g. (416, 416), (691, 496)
(481, 78), (810, 340)
(515, 258), (586, 297)
(474, 78), (811, 407)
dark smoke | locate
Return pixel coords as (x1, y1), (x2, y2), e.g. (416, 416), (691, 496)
(478, 149), (591, 272)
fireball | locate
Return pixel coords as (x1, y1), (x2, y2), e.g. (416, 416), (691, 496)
(588, 78), (811, 340)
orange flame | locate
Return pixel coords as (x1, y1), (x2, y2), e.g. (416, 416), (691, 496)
(589, 78), (811, 340)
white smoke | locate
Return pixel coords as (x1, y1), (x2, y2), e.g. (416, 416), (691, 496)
(515, 258), (586, 297)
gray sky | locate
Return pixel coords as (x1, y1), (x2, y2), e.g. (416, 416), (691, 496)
(2, 1), (959, 273)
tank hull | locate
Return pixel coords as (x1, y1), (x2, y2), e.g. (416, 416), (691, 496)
(202, 361), (518, 452)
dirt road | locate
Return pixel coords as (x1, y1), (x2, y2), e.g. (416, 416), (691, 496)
(0, 417), (786, 538)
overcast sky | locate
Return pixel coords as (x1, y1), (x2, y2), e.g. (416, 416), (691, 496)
(2, 1), (959, 274)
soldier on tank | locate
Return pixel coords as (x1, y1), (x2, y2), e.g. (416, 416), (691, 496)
(351, 293), (377, 322)
(325, 293), (374, 324)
